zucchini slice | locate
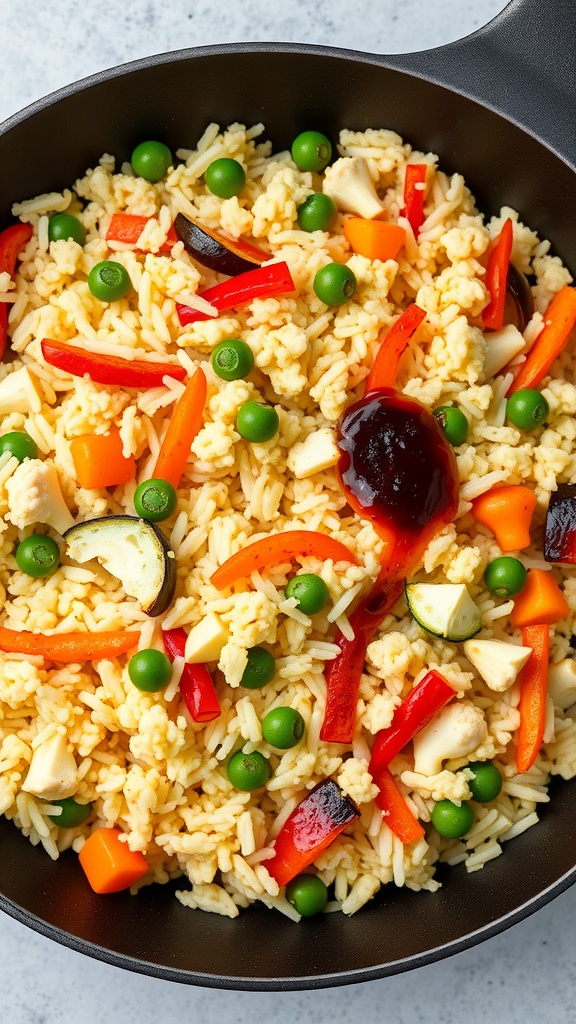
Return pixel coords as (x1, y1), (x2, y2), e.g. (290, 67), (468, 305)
(64, 515), (176, 617)
(405, 582), (482, 642)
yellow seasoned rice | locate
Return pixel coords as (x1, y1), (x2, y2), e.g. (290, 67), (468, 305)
(0, 121), (575, 919)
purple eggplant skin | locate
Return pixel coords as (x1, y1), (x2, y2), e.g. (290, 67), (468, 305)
(544, 484), (576, 565)
(505, 264), (535, 332)
(174, 213), (263, 276)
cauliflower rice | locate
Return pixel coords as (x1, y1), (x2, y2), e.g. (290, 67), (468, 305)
(0, 120), (575, 920)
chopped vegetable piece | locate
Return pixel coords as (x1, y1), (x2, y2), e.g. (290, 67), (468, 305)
(78, 827), (148, 893)
(484, 556), (527, 598)
(105, 213), (178, 252)
(48, 213), (86, 246)
(174, 213), (266, 275)
(41, 338), (186, 388)
(70, 428), (135, 489)
(285, 874), (328, 916)
(285, 573), (329, 615)
(0, 626), (139, 662)
(227, 750), (270, 791)
(184, 612), (229, 663)
(236, 401), (279, 442)
(0, 222), (33, 357)
(507, 286), (576, 394)
(506, 264), (534, 333)
(433, 405), (469, 446)
(88, 260), (132, 302)
(472, 484), (536, 551)
(133, 478), (177, 522)
(176, 261), (295, 325)
(15, 534), (60, 579)
(364, 304), (427, 392)
(369, 670), (455, 777)
(291, 131), (332, 172)
(463, 637), (532, 692)
(544, 483), (576, 564)
(162, 627), (221, 723)
(506, 389), (549, 429)
(128, 649), (172, 692)
(402, 164), (427, 236)
(211, 530), (357, 590)
(517, 624), (549, 773)
(265, 778), (359, 887)
(343, 219), (405, 262)
(431, 799), (474, 839)
(262, 707), (305, 749)
(130, 140), (172, 182)
(405, 582), (482, 641)
(466, 761), (503, 802)
(373, 766), (425, 844)
(0, 430), (38, 462)
(205, 158), (246, 198)
(65, 515), (176, 617)
(510, 568), (569, 628)
(47, 797), (92, 828)
(313, 262), (356, 305)
(152, 366), (206, 488)
(482, 218), (513, 330)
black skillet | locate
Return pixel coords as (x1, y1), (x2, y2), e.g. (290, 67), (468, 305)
(0, 0), (575, 990)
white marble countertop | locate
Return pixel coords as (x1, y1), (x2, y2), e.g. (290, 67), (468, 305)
(2, 2), (575, 1022)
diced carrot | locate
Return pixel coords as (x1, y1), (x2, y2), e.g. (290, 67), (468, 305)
(516, 624), (549, 773)
(78, 827), (148, 893)
(510, 569), (570, 628)
(373, 766), (425, 844)
(472, 484), (536, 551)
(344, 219), (405, 262)
(70, 427), (135, 489)
(152, 366), (206, 488)
(507, 285), (576, 394)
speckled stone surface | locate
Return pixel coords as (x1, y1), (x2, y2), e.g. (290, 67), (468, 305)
(2, 2), (575, 1021)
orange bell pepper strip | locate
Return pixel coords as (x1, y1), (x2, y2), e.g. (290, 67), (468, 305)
(152, 366), (206, 488)
(507, 285), (576, 395)
(0, 223), (33, 358)
(402, 164), (428, 236)
(472, 484), (536, 552)
(516, 624), (549, 774)
(0, 626), (139, 662)
(41, 338), (186, 388)
(211, 530), (357, 590)
(105, 213), (178, 253)
(482, 218), (514, 331)
(510, 569), (570, 628)
(364, 304), (427, 393)
(344, 219), (405, 262)
(70, 427), (135, 489)
(78, 828), (148, 893)
(373, 766), (425, 844)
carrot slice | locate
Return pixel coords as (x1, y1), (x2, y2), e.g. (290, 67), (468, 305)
(70, 427), (135, 489)
(472, 484), (536, 552)
(374, 766), (425, 844)
(507, 285), (576, 394)
(483, 218), (514, 331)
(78, 828), (148, 893)
(211, 530), (358, 590)
(344, 219), (405, 262)
(516, 624), (549, 773)
(0, 626), (139, 662)
(152, 366), (207, 488)
(510, 569), (570, 628)
(364, 304), (427, 392)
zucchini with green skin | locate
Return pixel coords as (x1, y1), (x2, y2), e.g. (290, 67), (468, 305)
(64, 515), (176, 617)
(405, 582), (482, 642)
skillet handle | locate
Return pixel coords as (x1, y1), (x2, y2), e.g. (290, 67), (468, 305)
(387, 0), (576, 169)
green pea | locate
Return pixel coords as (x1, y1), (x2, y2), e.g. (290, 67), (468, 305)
(48, 213), (86, 246)
(240, 647), (276, 689)
(47, 797), (93, 829)
(227, 750), (270, 791)
(466, 761), (503, 803)
(88, 260), (132, 302)
(506, 389), (549, 430)
(134, 478), (177, 522)
(130, 140), (173, 183)
(236, 401), (279, 443)
(431, 799), (474, 839)
(128, 649), (172, 692)
(204, 158), (246, 199)
(285, 573), (329, 615)
(211, 339), (254, 381)
(285, 873), (328, 916)
(313, 263), (357, 306)
(0, 430), (38, 462)
(262, 707), (306, 749)
(484, 556), (527, 598)
(15, 535), (60, 579)
(291, 131), (332, 172)
(433, 406), (469, 446)
(297, 193), (337, 232)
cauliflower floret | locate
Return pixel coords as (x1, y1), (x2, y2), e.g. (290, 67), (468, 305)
(6, 459), (74, 535)
(337, 757), (378, 805)
(322, 157), (385, 219)
(0, 366), (43, 416)
(129, 705), (186, 764)
(413, 702), (487, 776)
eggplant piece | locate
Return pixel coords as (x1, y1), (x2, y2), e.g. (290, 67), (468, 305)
(174, 213), (267, 276)
(64, 515), (176, 616)
(505, 263), (535, 332)
(544, 484), (576, 564)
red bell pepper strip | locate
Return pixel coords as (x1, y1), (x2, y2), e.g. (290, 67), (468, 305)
(482, 217), (514, 331)
(516, 624), (549, 774)
(41, 338), (186, 388)
(265, 778), (360, 888)
(507, 285), (576, 395)
(106, 213), (178, 253)
(0, 222), (33, 358)
(369, 670), (455, 776)
(364, 304), (427, 392)
(176, 261), (295, 325)
(211, 530), (357, 591)
(162, 628), (220, 723)
(402, 164), (427, 236)
(373, 766), (425, 844)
